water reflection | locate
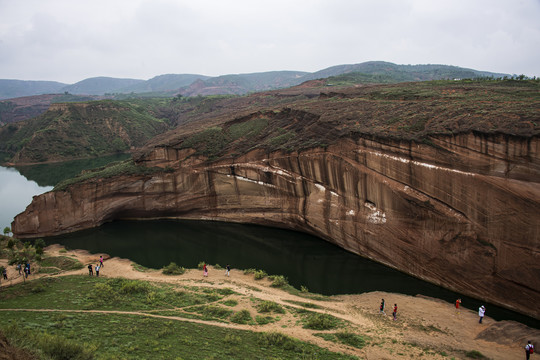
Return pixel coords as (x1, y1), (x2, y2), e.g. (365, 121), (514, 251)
(44, 219), (540, 328)
(0, 166), (52, 228)
(0, 154), (131, 228)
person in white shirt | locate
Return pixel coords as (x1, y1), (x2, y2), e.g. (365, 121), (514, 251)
(478, 305), (485, 324)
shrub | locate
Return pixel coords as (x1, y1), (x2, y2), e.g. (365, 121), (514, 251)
(257, 301), (285, 314)
(162, 262), (186, 275)
(197, 261), (206, 270)
(465, 350), (487, 359)
(120, 280), (150, 294)
(39, 332), (95, 360)
(303, 313), (340, 330)
(230, 309), (252, 324)
(269, 275), (288, 288)
(34, 238), (46, 250)
(92, 283), (117, 301)
(253, 270), (267, 280)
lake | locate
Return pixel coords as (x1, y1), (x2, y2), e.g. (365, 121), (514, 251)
(0, 154), (129, 228)
(0, 166), (53, 229)
(1, 162), (538, 329)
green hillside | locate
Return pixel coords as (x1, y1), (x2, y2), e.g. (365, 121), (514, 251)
(0, 99), (170, 163)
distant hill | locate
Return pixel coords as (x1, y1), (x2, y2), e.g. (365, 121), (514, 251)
(179, 71), (308, 96)
(0, 100), (170, 163)
(60, 77), (145, 95)
(301, 61), (509, 83)
(0, 80), (66, 100)
(0, 94), (99, 125)
(120, 74), (211, 93)
(0, 61), (512, 99)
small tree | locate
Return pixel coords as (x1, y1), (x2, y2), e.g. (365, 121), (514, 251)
(3, 227), (10, 237)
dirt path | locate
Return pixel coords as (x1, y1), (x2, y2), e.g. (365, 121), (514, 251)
(2, 244), (538, 359)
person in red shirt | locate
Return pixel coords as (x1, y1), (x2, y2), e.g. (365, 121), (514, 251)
(455, 298), (461, 309)
(393, 304), (398, 321)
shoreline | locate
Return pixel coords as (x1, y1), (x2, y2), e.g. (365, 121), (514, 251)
(2, 244), (539, 359)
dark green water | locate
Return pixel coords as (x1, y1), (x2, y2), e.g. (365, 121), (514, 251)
(44, 219), (540, 329)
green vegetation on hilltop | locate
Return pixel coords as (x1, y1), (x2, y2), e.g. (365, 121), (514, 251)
(53, 158), (161, 191)
(0, 99), (170, 163)
(166, 79), (538, 165)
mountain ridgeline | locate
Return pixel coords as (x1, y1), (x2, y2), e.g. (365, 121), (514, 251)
(0, 61), (510, 100)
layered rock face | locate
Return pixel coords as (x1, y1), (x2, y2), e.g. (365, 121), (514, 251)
(12, 133), (540, 318)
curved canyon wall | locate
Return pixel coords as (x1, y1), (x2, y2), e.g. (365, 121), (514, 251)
(12, 133), (540, 318)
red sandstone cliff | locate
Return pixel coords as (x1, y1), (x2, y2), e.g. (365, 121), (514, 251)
(12, 132), (540, 318)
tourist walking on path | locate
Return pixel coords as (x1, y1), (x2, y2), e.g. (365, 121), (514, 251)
(393, 304), (398, 321)
(455, 298), (462, 316)
(2, 268), (7, 280)
(95, 264), (100, 277)
(16, 264), (21, 275)
(525, 340), (534, 360)
(379, 299), (386, 315)
(88, 264), (93, 276)
(478, 305), (485, 323)
(23, 266), (28, 278)
(225, 264), (230, 277)
(203, 264), (208, 277)
(99, 256), (104, 267)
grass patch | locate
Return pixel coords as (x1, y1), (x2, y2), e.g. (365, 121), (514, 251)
(335, 331), (368, 349)
(283, 300), (322, 309)
(1, 324), (95, 360)
(132, 263), (152, 272)
(184, 305), (233, 321)
(296, 310), (343, 330)
(221, 299), (238, 307)
(0, 311), (355, 360)
(0, 276), (223, 312)
(255, 315), (276, 325)
(39, 256), (84, 271)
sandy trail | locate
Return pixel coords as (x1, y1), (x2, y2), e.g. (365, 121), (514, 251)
(1, 244), (538, 359)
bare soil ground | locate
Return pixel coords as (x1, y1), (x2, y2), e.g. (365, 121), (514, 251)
(1, 245), (539, 359)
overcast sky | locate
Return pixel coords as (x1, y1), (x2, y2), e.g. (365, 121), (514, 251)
(0, 0), (539, 84)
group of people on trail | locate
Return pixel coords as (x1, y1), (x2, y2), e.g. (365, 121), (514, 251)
(379, 299), (398, 321)
(202, 263), (231, 278)
(87, 256), (104, 277)
(381, 297), (535, 358)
